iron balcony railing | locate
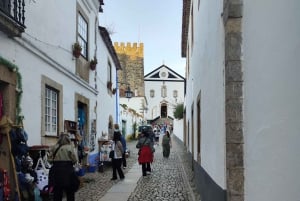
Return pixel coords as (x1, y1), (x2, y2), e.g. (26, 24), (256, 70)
(0, 0), (26, 35)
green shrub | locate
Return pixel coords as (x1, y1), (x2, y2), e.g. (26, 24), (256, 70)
(173, 103), (184, 120)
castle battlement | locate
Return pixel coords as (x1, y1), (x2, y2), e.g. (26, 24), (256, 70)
(114, 42), (144, 58)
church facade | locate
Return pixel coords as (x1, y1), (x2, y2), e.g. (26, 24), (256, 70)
(144, 65), (185, 127)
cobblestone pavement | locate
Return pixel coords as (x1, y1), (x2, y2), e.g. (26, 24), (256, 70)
(72, 134), (200, 201)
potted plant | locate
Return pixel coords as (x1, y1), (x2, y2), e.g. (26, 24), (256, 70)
(90, 57), (98, 71)
(107, 81), (112, 90)
(112, 88), (116, 94)
(73, 42), (82, 58)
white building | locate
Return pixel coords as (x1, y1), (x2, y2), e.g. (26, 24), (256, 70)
(144, 65), (185, 138)
(0, 0), (120, 161)
(182, 0), (300, 201)
(118, 97), (145, 137)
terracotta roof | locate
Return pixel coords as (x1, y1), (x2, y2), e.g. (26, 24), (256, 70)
(98, 26), (122, 70)
(181, 0), (191, 58)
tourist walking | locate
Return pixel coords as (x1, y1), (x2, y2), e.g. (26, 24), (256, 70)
(120, 134), (127, 169)
(162, 130), (172, 158)
(49, 133), (78, 201)
(136, 129), (155, 176)
(110, 124), (125, 180)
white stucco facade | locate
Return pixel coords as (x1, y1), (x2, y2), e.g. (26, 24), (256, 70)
(243, 1), (300, 200)
(118, 96), (146, 136)
(183, 0), (300, 200)
(0, 0), (119, 157)
(184, 0), (226, 189)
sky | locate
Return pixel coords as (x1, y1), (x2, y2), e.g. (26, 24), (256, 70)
(99, 0), (186, 77)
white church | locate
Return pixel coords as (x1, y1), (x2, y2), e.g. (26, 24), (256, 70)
(144, 65), (185, 132)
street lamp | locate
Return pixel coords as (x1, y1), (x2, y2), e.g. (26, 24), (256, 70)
(125, 86), (133, 99)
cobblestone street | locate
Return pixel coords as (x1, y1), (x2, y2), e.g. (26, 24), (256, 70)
(72, 134), (199, 201)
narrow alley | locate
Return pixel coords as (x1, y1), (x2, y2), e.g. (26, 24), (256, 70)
(72, 134), (199, 201)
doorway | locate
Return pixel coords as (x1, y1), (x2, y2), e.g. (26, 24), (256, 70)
(160, 103), (167, 118)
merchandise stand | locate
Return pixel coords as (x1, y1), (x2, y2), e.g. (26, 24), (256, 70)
(0, 116), (21, 201)
(97, 140), (112, 172)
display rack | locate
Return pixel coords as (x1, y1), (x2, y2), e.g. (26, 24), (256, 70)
(0, 116), (21, 201)
(97, 140), (112, 172)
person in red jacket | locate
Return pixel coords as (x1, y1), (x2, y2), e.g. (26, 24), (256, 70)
(136, 129), (155, 176)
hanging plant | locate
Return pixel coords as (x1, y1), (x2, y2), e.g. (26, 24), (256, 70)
(72, 42), (82, 58)
(0, 56), (23, 124)
(112, 88), (116, 94)
(90, 57), (97, 71)
(107, 81), (112, 90)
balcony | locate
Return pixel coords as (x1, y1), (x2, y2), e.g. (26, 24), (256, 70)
(0, 0), (26, 37)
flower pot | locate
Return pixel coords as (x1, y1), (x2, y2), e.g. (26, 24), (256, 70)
(107, 82), (112, 89)
(90, 63), (96, 71)
(73, 50), (81, 58)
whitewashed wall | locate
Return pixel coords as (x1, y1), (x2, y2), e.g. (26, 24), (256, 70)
(243, 1), (300, 200)
(185, 0), (226, 189)
(119, 97), (145, 135)
(0, 0), (111, 148)
(173, 119), (183, 141)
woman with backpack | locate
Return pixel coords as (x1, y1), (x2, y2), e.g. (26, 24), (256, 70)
(162, 130), (172, 158)
(136, 129), (155, 176)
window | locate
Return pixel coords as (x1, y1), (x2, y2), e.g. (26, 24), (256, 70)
(77, 13), (88, 58)
(41, 76), (62, 137)
(150, 89), (155, 98)
(161, 85), (167, 98)
(45, 86), (58, 136)
(197, 92), (201, 163)
(173, 90), (178, 98)
(108, 61), (112, 83)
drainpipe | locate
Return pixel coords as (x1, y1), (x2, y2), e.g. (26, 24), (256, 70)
(115, 72), (120, 124)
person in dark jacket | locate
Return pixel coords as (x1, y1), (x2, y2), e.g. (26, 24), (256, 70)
(120, 134), (127, 168)
(110, 124), (125, 180)
(49, 133), (78, 201)
(136, 129), (155, 176)
(162, 130), (172, 158)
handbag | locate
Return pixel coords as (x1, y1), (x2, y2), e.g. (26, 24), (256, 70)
(70, 171), (80, 192)
(35, 157), (49, 191)
(48, 144), (63, 189)
(109, 150), (114, 159)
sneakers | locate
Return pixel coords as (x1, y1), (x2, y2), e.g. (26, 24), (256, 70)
(146, 171), (151, 175)
(123, 166), (127, 169)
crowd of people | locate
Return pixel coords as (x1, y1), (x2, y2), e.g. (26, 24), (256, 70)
(47, 123), (172, 200)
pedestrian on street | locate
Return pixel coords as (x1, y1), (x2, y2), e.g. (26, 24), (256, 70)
(49, 133), (78, 201)
(136, 129), (155, 176)
(120, 133), (127, 169)
(110, 124), (125, 180)
(162, 130), (172, 158)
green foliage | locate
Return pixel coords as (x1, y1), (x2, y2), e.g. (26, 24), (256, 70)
(173, 103), (184, 120)
(0, 55), (23, 124)
(126, 133), (137, 141)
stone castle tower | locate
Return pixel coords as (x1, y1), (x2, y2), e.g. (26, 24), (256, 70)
(114, 42), (144, 97)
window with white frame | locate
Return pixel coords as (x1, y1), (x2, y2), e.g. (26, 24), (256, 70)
(150, 89), (155, 98)
(45, 86), (58, 136)
(77, 13), (88, 58)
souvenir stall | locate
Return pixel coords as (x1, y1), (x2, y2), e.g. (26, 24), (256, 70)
(0, 117), (21, 201)
(97, 139), (112, 172)
(0, 116), (41, 201)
